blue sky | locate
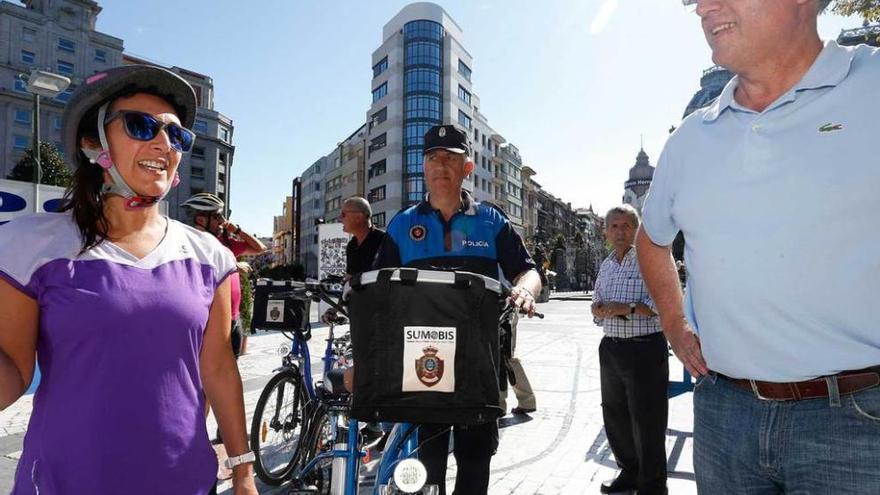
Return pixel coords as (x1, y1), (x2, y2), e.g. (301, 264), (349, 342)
(95, 1), (862, 236)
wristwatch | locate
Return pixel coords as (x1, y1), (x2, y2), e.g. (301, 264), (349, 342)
(628, 302), (637, 315)
(224, 450), (255, 469)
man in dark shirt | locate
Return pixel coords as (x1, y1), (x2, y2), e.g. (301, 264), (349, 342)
(341, 196), (387, 277)
(373, 125), (542, 495)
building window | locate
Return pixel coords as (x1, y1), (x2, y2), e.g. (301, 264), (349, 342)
(372, 82), (387, 103)
(458, 110), (472, 129)
(192, 146), (206, 159)
(474, 128), (479, 141)
(14, 78), (27, 93)
(475, 152), (480, 167)
(219, 153), (228, 167)
(94, 49), (107, 63)
(405, 68), (441, 93)
(54, 142), (64, 156)
(326, 196), (342, 211)
(326, 176), (342, 193)
(369, 133), (387, 155)
(405, 41), (442, 66)
(21, 50), (35, 64)
(372, 212), (386, 227)
(219, 127), (230, 142)
(14, 109), (31, 125)
(370, 107), (387, 130)
(458, 60), (472, 81)
(57, 60), (74, 76)
(315, 182), (321, 191)
(13, 135), (30, 152)
(58, 38), (76, 53)
(368, 185), (386, 203)
(23, 27), (36, 43)
(372, 57), (388, 78)
(458, 85), (471, 106)
(191, 166), (205, 179)
(193, 119), (208, 134)
(369, 159), (386, 179)
(54, 116), (62, 130)
(405, 95), (441, 121)
(314, 234), (319, 244)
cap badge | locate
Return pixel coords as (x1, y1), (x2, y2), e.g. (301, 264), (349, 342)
(438, 127), (446, 137)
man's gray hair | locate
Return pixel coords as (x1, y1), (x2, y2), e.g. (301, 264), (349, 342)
(605, 204), (641, 229)
(343, 196), (372, 218)
(817, 0), (832, 14)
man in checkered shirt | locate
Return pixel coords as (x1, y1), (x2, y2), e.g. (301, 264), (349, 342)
(591, 204), (668, 495)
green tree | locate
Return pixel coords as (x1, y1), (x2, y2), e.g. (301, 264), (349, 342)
(7, 142), (71, 188)
(832, 0), (880, 22)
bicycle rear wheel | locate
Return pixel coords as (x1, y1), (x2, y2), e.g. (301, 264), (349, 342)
(298, 405), (334, 494)
(250, 367), (308, 485)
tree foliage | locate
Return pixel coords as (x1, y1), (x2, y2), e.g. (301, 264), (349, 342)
(7, 142), (71, 188)
(832, 0), (880, 22)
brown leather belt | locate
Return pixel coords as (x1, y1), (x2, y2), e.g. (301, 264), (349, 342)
(717, 366), (880, 401)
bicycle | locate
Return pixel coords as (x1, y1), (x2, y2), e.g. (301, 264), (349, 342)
(250, 277), (351, 486)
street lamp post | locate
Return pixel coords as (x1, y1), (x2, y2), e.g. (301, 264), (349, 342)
(24, 70), (70, 212)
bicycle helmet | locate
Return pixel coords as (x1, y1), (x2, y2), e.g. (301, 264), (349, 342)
(180, 192), (225, 212)
(62, 64), (197, 209)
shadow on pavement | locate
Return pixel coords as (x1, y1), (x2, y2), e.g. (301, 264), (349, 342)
(498, 413), (535, 429)
(585, 427), (696, 482)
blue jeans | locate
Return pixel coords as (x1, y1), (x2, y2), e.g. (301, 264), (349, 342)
(693, 373), (880, 494)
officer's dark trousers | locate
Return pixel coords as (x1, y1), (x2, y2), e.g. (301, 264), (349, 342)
(599, 332), (669, 494)
(419, 421), (498, 495)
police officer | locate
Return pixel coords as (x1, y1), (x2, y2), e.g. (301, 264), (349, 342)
(374, 125), (542, 495)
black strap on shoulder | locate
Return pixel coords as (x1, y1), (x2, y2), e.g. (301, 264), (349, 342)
(350, 272), (363, 290)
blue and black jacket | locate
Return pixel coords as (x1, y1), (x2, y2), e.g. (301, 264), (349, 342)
(373, 191), (536, 281)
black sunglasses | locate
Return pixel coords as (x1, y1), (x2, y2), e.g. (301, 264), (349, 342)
(105, 110), (196, 153)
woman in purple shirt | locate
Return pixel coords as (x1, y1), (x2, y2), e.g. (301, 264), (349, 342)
(0, 65), (257, 495)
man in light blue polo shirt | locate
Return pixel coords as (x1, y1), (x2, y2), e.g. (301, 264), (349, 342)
(637, 1), (880, 493)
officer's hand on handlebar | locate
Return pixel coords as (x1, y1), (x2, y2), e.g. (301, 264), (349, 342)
(508, 286), (537, 318)
(321, 308), (338, 325)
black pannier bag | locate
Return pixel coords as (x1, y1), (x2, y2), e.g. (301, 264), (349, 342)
(348, 268), (504, 425)
(253, 279), (311, 333)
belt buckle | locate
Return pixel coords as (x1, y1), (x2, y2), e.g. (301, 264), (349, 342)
(749, 380), (773, 401)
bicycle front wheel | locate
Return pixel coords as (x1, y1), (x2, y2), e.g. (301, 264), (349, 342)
(250, 367), (308, 485)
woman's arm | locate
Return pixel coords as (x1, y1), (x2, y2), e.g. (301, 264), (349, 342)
(0, 278), (38, 410)
(200, 278), (256, 491)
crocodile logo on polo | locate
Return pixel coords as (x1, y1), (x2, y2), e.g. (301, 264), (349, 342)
(818, 122), (844, 133)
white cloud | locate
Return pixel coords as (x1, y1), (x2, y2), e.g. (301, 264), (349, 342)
(590, 0), (619, 35)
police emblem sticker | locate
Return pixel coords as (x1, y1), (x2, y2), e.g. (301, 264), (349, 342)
(438, 127), (446, 137)
(409, 225), (427, 241)
(266, 300), (285, 323)
(402, 327), (456, 393)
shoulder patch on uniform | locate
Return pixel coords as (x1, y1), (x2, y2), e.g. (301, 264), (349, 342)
(409, 225), (427, 241)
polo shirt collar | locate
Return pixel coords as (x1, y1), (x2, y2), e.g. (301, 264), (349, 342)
(417, 191), (478, 216)
(702, 40), (856, 123)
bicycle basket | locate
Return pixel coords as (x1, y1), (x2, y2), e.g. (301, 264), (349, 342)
(347, 268), (504, 425)
(253, 279), (311, 333)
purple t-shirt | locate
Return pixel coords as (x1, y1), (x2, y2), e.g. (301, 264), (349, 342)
(0, 213), (236, 495)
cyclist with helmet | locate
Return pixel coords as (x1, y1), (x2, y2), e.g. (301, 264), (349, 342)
(181, 192), (266, 358)
(0, 65), (257, 495)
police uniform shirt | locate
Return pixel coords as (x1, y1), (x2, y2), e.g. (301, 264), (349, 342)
(346, 227), (386, 277)
(373, 191), (536, 281)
